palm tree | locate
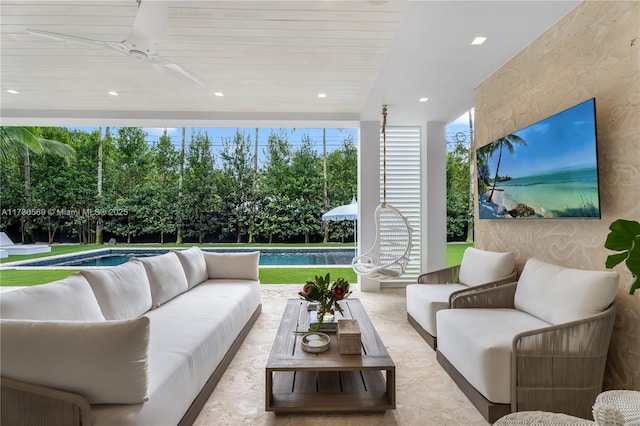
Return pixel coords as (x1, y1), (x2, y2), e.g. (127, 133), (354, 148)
(0, 126), (76, 242)
(487, 133), (527, 202)
(176, 127), (186, 244)
(0, 126), (75, 162)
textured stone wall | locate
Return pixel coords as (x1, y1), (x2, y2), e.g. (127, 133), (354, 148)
(474, 1), (639, 390)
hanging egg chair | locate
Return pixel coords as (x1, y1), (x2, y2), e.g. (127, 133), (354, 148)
(352, 106), (413, 281)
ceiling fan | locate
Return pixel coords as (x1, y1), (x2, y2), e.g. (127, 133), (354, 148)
(26, 0), (205, 86)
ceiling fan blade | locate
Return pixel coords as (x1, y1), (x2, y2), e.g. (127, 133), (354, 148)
(26, 29), (110, 50)
(125, 0), (168, 54)
(151, 58), (205, 86)
(26, 2), (205, 86)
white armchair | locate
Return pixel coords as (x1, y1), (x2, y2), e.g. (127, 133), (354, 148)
(436, 258), (620, 423)
(406, 247), (517, 349)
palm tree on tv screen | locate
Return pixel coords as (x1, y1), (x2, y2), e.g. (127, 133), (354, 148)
(487, 133), (527, 202)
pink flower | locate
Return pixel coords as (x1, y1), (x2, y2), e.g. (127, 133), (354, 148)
(333, 286), (345, 300)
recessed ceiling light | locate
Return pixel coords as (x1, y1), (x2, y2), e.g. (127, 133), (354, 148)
(318, 93), (326, 98)
(107, 91), (119, 96)
(419, 97), (429, 102)
(7, 89), (20, 94)
(214, 92), (224, 97)
(471, 36), (487, 45)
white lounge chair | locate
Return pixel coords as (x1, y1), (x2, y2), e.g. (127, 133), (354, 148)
(406, 247), (517, 349)
(0, 232), (51, 255)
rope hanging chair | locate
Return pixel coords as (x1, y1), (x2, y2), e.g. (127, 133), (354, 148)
(352, 106), (413, 281)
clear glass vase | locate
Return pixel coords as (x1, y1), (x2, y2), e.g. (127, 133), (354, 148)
(317, 305), (335, 325)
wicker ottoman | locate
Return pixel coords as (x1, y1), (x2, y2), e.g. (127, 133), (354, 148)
(494, 411), (595, 425)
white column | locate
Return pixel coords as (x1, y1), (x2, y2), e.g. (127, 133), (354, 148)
(357, 121), (381, 292)
(421, 121), (447, 272)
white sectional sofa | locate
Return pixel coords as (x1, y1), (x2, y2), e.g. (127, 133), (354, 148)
(0, 247), (262, 426)
(436, 258), (619, 423)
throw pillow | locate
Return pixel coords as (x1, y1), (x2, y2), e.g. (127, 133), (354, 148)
(81, 261), (152, 320)
(0, 316), (150, 404)
(203, 251), (260, 280)
(458, 247), (515, 287)
(173, 246), (208, 289)
(514, 258), (619, 324)
(135, 252), (189, 308)
(0, 273), (105, 321)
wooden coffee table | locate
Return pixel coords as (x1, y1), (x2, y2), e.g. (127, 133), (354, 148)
(265, 298), (396, 414)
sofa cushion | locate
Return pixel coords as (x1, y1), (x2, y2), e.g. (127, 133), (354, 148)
(406, 283), (467, 336)
(514, 258), (619, 324)
(81, 261), (152, 320)
(458, 247), (515, 287)
(91, 279), (261, 426)
(203, 251), (260, 281)
(0, 273), (105, 321)
(173, 246), (208, 289)
(0, 316), (150, 404)
(135, 252), (189, 308)
(437, 308), (550, 404)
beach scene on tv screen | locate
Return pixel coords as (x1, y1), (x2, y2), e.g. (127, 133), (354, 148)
(477, 99), (600, 219)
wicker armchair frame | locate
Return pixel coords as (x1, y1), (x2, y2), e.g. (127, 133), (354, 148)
(438, 283), (616, 423)
(407, 265), (517, 349)
(1, 376), (92, 426)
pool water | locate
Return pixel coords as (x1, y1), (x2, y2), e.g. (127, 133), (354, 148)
(19, 248), (356, 267)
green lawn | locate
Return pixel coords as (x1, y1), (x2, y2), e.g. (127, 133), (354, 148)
(0, 242), (472, 286)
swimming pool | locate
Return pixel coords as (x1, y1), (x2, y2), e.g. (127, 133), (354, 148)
(15, 248), (356, 268)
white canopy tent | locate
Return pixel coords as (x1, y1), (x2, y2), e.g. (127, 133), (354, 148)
(322, 198), (357, 246)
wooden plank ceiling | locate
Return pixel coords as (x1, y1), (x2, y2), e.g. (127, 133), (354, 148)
(0, 0), (408, 117)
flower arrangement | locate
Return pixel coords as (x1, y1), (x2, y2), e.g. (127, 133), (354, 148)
(298, 273), (351, 327)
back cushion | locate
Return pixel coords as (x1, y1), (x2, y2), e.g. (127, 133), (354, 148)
(173, 246), (208, 289)
(136, 252), (189, 308)
(0, 273), (105, 321)
(81, 261), (152, 320)
(204, 251), (260, 281)
(0, 316), (149, 404)
(514, 258), (619, 324)
(458, 247), (515, 287)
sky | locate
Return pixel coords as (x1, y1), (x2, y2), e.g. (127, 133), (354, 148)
(479, 99), (597, 178)
(118, 127), (358, 157)
(142, 127), (357, 154)
(69, 109), (473, 159)
(445, 110), (473, 148)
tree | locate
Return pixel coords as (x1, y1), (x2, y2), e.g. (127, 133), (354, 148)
(445, 130), (477, 242)
(182, 131), (217, 244)
(487, 133), (527, 202)
(218, 130), (255, 243)
(0, 126), (75, 162)
(107, 127), (152, 243)
(147, 130), (180, 243)
(0, 126), (75, 242)
(255, 131), (294, 243)
(95, 127), (110, 244)
(0, 150), (25, 234)
(176, 127), (186, 244)
(326, 135), (357, 242)
(248, 128), (259, 243)
(446, 140), (472, 241)
(288, 135), (324, 243)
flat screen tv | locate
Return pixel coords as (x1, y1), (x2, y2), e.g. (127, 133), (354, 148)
(477, 98), (600, 219)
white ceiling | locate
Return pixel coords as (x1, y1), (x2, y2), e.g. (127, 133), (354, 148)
(0, 0), (579, 127)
